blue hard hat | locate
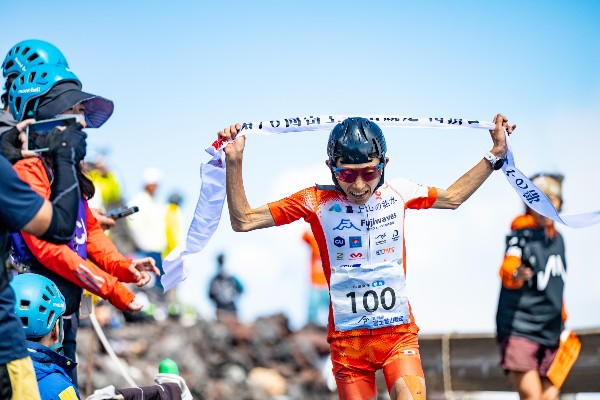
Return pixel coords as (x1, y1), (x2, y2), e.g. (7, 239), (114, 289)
(8, 64), (114, 127)
(2, 39), (69, 78)
(11, 273), (66, 339)
(8, 64), (80, 122)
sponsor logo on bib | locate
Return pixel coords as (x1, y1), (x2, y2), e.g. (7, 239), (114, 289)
(349, 236), (362, 248)
(334, 219), (361, 231)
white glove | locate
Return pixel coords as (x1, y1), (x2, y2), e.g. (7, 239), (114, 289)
(155, 373), (193, 400)
(85, 385), (125, 400)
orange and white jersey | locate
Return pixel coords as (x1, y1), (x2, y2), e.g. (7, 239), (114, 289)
(268, 178), (437, 341)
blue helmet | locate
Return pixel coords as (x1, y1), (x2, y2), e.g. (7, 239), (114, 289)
(8, 64), (80, 122)
(11, 273), (66, 339)
(8, 64), (114, 127)
(2, 39), (69, 78)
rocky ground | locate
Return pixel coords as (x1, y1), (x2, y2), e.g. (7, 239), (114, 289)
(76, 309), (339, 400)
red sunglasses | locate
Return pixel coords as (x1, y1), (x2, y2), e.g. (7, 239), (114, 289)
(332, 163), (384, 183)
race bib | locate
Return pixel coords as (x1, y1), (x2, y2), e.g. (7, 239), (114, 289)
(330, 260), (409, 331)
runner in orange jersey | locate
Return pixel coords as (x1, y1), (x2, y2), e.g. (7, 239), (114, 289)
(218, 115), (515, 400)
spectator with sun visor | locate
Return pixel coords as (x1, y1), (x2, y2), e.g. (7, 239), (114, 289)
(8, 62), (159, 387)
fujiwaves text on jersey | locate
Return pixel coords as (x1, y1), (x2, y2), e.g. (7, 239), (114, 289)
(361, 213), (397, 228)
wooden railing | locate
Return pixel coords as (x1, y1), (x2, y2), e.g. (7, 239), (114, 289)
(418, 328), (600, 394)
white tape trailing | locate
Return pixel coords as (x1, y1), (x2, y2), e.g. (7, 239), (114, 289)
(161, 114), (599, 291)
(161, 162), (226, 291)
(501, 137), (600, 228)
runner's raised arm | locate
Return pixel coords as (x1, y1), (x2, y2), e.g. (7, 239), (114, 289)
(218, 123), (276, 232)
(433, 113), (516, 209)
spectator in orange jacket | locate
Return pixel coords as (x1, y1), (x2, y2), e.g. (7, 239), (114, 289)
(302, 230), (329, 327)
(8, 63), (159, 386)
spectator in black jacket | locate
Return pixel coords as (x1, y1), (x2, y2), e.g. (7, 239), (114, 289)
(0, 119), (86, 400)
(208, 253), (244, 320)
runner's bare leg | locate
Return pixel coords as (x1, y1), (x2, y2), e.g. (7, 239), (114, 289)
(390, 375), (426, 400)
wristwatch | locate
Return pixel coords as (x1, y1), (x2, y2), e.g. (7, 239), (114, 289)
(484, 151), (504, 171)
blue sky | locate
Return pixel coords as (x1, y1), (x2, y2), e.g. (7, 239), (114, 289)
(3, 1), (600, 332)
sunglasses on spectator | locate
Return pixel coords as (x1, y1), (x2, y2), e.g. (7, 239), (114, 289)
(332, 163), (384, 183)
